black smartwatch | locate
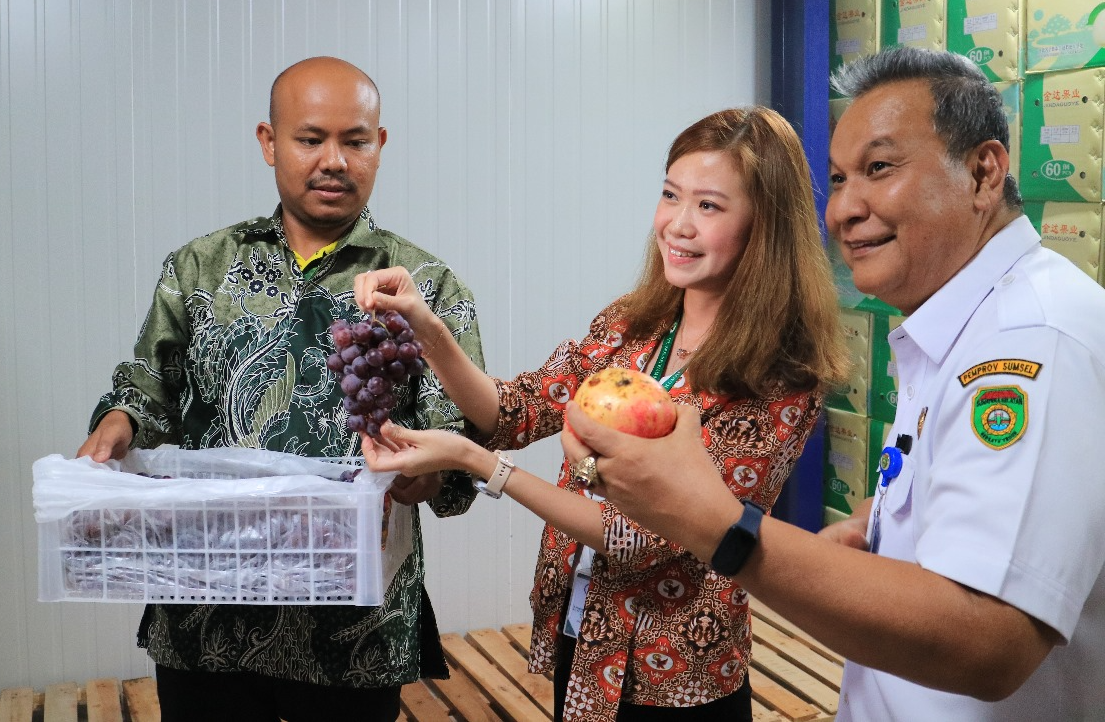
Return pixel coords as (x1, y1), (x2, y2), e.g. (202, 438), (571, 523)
(710, 501), (765, 576)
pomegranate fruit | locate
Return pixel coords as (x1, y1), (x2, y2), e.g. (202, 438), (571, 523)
(573, 367), (677, 438)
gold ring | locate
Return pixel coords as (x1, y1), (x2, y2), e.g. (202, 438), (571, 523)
(572, 455), (600, 489)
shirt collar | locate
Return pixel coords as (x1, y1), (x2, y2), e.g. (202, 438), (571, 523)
(293, 241), (339, 270)
(898, 214), (1039, 364)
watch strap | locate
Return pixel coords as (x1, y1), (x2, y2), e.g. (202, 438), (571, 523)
(710, 501), (764, 576)
(474, 451), (514, 499)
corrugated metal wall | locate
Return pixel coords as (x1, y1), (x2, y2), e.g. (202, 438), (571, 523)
(0, 0), (771, 688)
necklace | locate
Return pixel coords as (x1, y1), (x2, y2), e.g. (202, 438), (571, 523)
(674, 325), (699, 359)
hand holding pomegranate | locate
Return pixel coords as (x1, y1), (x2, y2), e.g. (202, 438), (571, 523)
(565, 367), (677, 489)
(562, 401), (732, 561)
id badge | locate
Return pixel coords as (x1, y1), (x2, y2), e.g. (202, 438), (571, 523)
(562, 569), (592, 639)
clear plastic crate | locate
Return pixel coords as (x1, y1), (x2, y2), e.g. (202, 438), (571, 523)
(33, 448), (393, 606)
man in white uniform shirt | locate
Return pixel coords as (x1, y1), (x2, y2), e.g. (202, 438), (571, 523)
(559, 46), (1105, 720)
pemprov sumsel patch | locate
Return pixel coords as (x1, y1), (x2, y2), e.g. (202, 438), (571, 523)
(972, 385), (1028, 450)
(958, 359), (1042, 386)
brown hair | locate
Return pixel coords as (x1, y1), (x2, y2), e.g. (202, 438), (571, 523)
(619, 107), (849, 397)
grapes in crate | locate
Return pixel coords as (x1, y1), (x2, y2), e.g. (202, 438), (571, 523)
(329, 311), (426, 438)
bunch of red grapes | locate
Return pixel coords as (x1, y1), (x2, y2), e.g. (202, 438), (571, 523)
(327, 311), (426, 439)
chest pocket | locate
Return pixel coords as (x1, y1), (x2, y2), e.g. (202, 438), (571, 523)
(884, 453), (915, 518)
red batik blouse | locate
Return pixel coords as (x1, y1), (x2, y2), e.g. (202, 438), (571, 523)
(485, 301), (822, 722)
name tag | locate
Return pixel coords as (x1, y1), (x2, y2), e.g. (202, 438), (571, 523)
(562, 570), (592, 639)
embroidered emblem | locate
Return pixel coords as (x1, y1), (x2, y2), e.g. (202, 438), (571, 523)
(917, 407), (928, 439)
(971, 386), (1027, 449)
(958, 359), (1042, 387)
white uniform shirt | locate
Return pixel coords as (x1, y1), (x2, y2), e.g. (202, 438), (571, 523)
(837, 216), (1105, 721)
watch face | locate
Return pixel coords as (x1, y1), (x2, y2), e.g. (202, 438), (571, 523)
(473, 479), (502, 499)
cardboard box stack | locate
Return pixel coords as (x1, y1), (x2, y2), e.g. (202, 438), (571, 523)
(1018, 0), (1105, 285)
(824, 240), (904, 528)
(824, 308), (902, 526)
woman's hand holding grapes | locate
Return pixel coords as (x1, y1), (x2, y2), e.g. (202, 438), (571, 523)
(355, 266), (502, 436)
(360, 422), (491, 480)
(353, 267), (444, 345)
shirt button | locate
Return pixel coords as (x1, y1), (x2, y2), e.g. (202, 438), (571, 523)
(999, 273), (1016, 286)
(906, 385), (915, 399)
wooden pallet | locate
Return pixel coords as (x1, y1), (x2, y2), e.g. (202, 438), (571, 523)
(0, 677), (159, 722)
(0, 599), (841, 721)
(396, 595), (842, 722)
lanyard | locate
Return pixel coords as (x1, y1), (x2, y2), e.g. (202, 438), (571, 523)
(869, 434), (912, 555)
(648, 316), (686, 391)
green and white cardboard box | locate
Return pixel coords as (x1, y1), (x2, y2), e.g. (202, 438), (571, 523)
(828, 222), (906, 422)
(947, 0), (1023, 82)
(825, 408), (872, 515)
(828, 308), (904, 424)
(1025, 200), (1105, 282)
(1021, 67), (1105, 202)
(881, 0), (945, 52)
(828, 308), (872, 417)
(1026, 0), (1105, 74)
(869, 313), (906, 424)
(997, 79), (1022, 183)
(831, 0), (881, 98)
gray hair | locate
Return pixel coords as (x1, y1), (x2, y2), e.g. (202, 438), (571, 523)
(831, 46), (1021, 209)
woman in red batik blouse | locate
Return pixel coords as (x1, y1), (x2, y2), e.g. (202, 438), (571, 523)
(353, 107), (849, 722)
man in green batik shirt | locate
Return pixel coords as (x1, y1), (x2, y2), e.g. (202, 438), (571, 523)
(77, 57), (485, 722)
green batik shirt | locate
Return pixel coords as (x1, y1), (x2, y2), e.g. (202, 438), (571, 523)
(90, 206), (485, 687)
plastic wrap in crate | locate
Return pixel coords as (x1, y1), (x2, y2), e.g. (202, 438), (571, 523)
(33, 447), (396, 606)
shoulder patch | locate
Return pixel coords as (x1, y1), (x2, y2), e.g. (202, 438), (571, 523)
(958, 359), (1042, 386)
(971, 385), (1028, 450)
